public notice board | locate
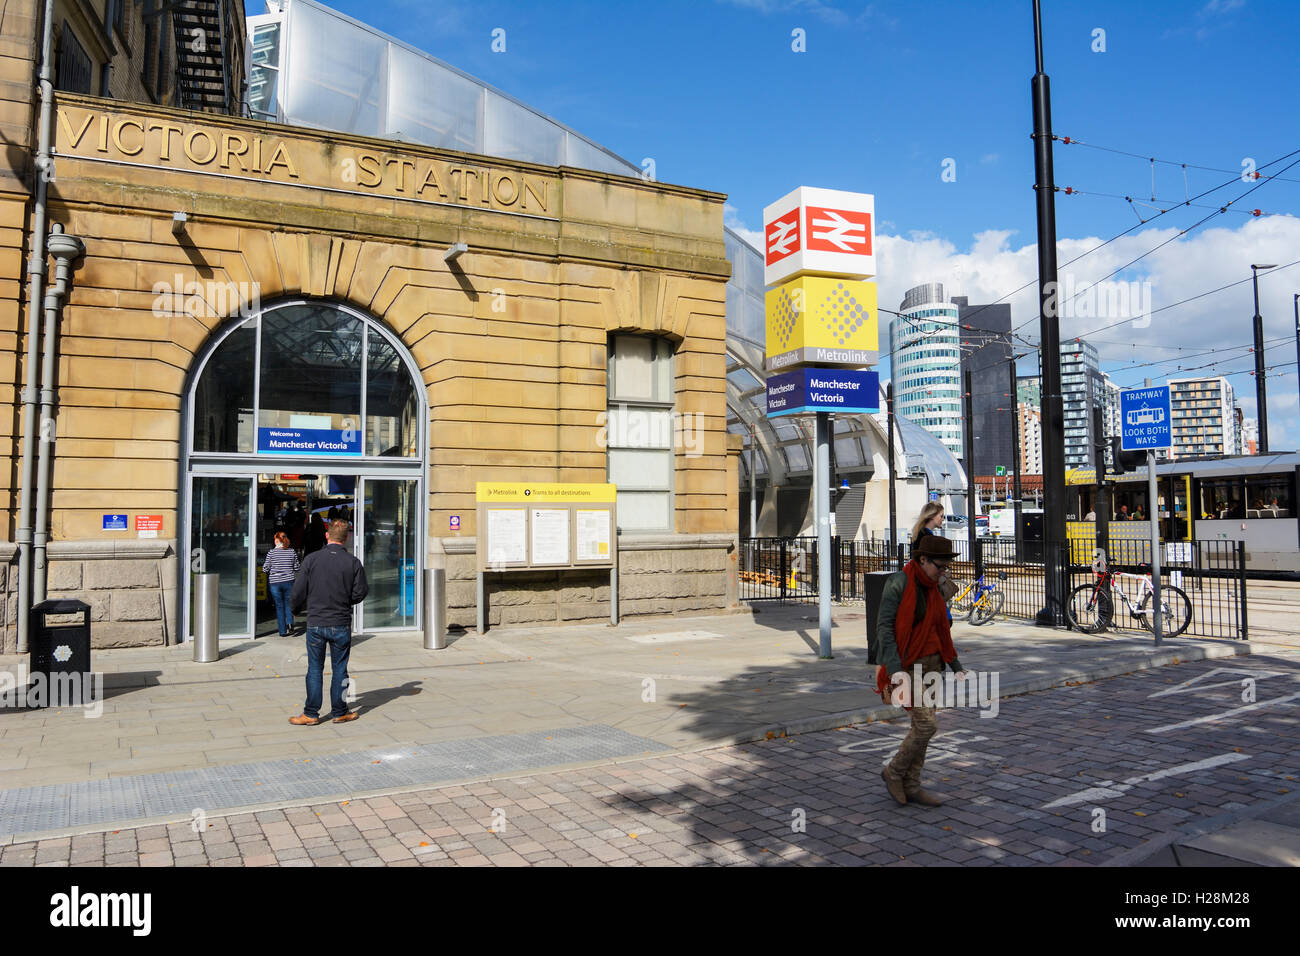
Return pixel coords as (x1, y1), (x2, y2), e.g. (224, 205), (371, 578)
(530, 509), (570, 565)
(476, 483), (617, 571)
(485, 508), (526, 565)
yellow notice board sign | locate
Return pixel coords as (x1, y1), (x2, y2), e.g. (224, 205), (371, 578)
(475, 482), (616, 503)
(765, 276), (878, 371)
(475, 483), (616, 571)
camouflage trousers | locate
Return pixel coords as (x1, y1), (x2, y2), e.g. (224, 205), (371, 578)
(887, 652), (943, 793)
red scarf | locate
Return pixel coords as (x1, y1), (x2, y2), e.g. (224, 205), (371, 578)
(875, 559), (958, 695)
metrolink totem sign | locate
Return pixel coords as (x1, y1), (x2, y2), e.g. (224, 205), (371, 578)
(762, 186), (880, 657)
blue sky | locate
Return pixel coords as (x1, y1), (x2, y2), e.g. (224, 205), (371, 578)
(247, 0), (1300, 444)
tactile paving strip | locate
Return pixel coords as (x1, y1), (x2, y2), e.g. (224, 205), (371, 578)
(0, 725), (667, 837)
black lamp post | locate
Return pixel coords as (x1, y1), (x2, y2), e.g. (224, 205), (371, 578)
(1251, 263), (1277, 454)
(1032, 0), (1065, 625)
(1294, 293), (1299, 420)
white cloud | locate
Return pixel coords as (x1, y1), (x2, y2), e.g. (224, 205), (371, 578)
(723, 203), (764, 253)
(716, 0), (897, 28)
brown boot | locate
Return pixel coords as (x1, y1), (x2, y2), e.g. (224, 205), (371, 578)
(904, 788), (946, 807)
(881, 766), (908, 805)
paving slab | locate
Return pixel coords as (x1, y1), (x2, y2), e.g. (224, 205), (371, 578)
(0, 601), (1275, 845)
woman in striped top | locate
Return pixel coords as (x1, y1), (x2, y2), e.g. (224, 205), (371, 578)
(263, 531), (301, 636)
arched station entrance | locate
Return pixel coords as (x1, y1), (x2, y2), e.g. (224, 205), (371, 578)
(180, 300), (427, 639)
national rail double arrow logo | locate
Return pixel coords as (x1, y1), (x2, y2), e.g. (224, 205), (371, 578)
(765, 210), (800, 265)
(805, 206), (872, 256)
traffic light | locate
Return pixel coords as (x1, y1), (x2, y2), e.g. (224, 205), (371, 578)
(1110, 437), (1144, 474)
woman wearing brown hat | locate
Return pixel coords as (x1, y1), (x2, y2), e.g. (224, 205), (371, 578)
(870, 534), (965, 807)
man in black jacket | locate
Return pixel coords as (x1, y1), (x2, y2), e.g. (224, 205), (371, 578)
(288, 519), (368, 725)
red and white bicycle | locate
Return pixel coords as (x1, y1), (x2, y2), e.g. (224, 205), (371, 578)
(1066, 549), (1192, 637)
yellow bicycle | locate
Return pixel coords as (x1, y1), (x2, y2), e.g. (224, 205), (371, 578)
(948, 570), (1007, 625)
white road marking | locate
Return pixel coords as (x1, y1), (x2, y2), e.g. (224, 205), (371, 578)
(1042, 752), (1251, 809)
(1146, 667), (1285, 699)
(837, 732), (990, 755)
(1143, 691), (1300, 734)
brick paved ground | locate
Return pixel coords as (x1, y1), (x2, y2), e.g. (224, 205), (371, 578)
(4, 654), (1296, 866)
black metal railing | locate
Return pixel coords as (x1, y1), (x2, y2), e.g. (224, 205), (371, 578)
(739, 537), (819, 603)
(1058, 537), (1245, 640)
(742, 534), (1248, 639)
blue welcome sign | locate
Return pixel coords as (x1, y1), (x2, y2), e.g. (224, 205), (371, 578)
(257, 427), (362, 456)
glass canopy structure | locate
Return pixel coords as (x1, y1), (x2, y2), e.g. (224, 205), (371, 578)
(246, 0), (964, 535)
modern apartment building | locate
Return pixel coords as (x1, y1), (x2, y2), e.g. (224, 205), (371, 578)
(1018, 403), (1043, 475)
(1017, 375), (1040, 408)
(1169, 377), (1237, 459)
(1061, 339), (1106, 469)
(1101, 374), (1120, 469)
(890, 283), (963, 459)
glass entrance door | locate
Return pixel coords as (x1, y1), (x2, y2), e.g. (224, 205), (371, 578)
(254, 474), (362, 635)
(190, 475), (253, 638)
(189, 471), (418, 639)
(359, 477), (419, 630)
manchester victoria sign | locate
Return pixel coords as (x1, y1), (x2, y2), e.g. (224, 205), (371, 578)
(767, 368), (879, 417)
(256, 427), (362, 456)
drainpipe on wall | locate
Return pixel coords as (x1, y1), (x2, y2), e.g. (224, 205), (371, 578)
(16, 0), (57, 653)
(33, 225), (85, 604)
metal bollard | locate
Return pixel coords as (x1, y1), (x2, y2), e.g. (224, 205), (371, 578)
(193, 572), (220, 662)
(424, 567), (446, 650)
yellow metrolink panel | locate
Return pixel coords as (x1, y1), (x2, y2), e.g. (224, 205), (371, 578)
(764, 276), (878, 371)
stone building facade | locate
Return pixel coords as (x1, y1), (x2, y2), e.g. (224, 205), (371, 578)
(1, 18), (738, 647)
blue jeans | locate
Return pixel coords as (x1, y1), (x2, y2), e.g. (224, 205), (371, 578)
(304, 625), (352, 719)
(269, 580), (294, 635)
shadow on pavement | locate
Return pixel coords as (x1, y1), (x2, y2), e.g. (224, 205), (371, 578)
(354, 679), (424, 716)
(602, 652), (949, 866)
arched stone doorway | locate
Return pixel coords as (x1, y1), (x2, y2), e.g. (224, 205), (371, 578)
(180, 299), (427, 639)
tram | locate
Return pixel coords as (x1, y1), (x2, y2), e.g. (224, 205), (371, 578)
(1065, 452), (1300, 576)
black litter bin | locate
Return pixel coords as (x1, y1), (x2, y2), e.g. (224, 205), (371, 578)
(863, 571), (896, 663)
(29, 599), (92, 708)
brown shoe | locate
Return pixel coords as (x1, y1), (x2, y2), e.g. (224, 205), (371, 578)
(881, 766), (908, 805)
(904, 788), (946, 807)
(332, 712), (359, 723)
(289, 714), (320, 726)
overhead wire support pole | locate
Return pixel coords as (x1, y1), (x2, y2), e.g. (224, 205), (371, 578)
(1251, 264), (1274, 454)
(1032, 0), (1066, 626)
(1294, 293), (1299, 417)
(964, 369), (979, 579)
(1010, 355), (1024, 562)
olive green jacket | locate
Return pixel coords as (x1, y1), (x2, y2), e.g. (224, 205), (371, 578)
(871, 571), (964, 676)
